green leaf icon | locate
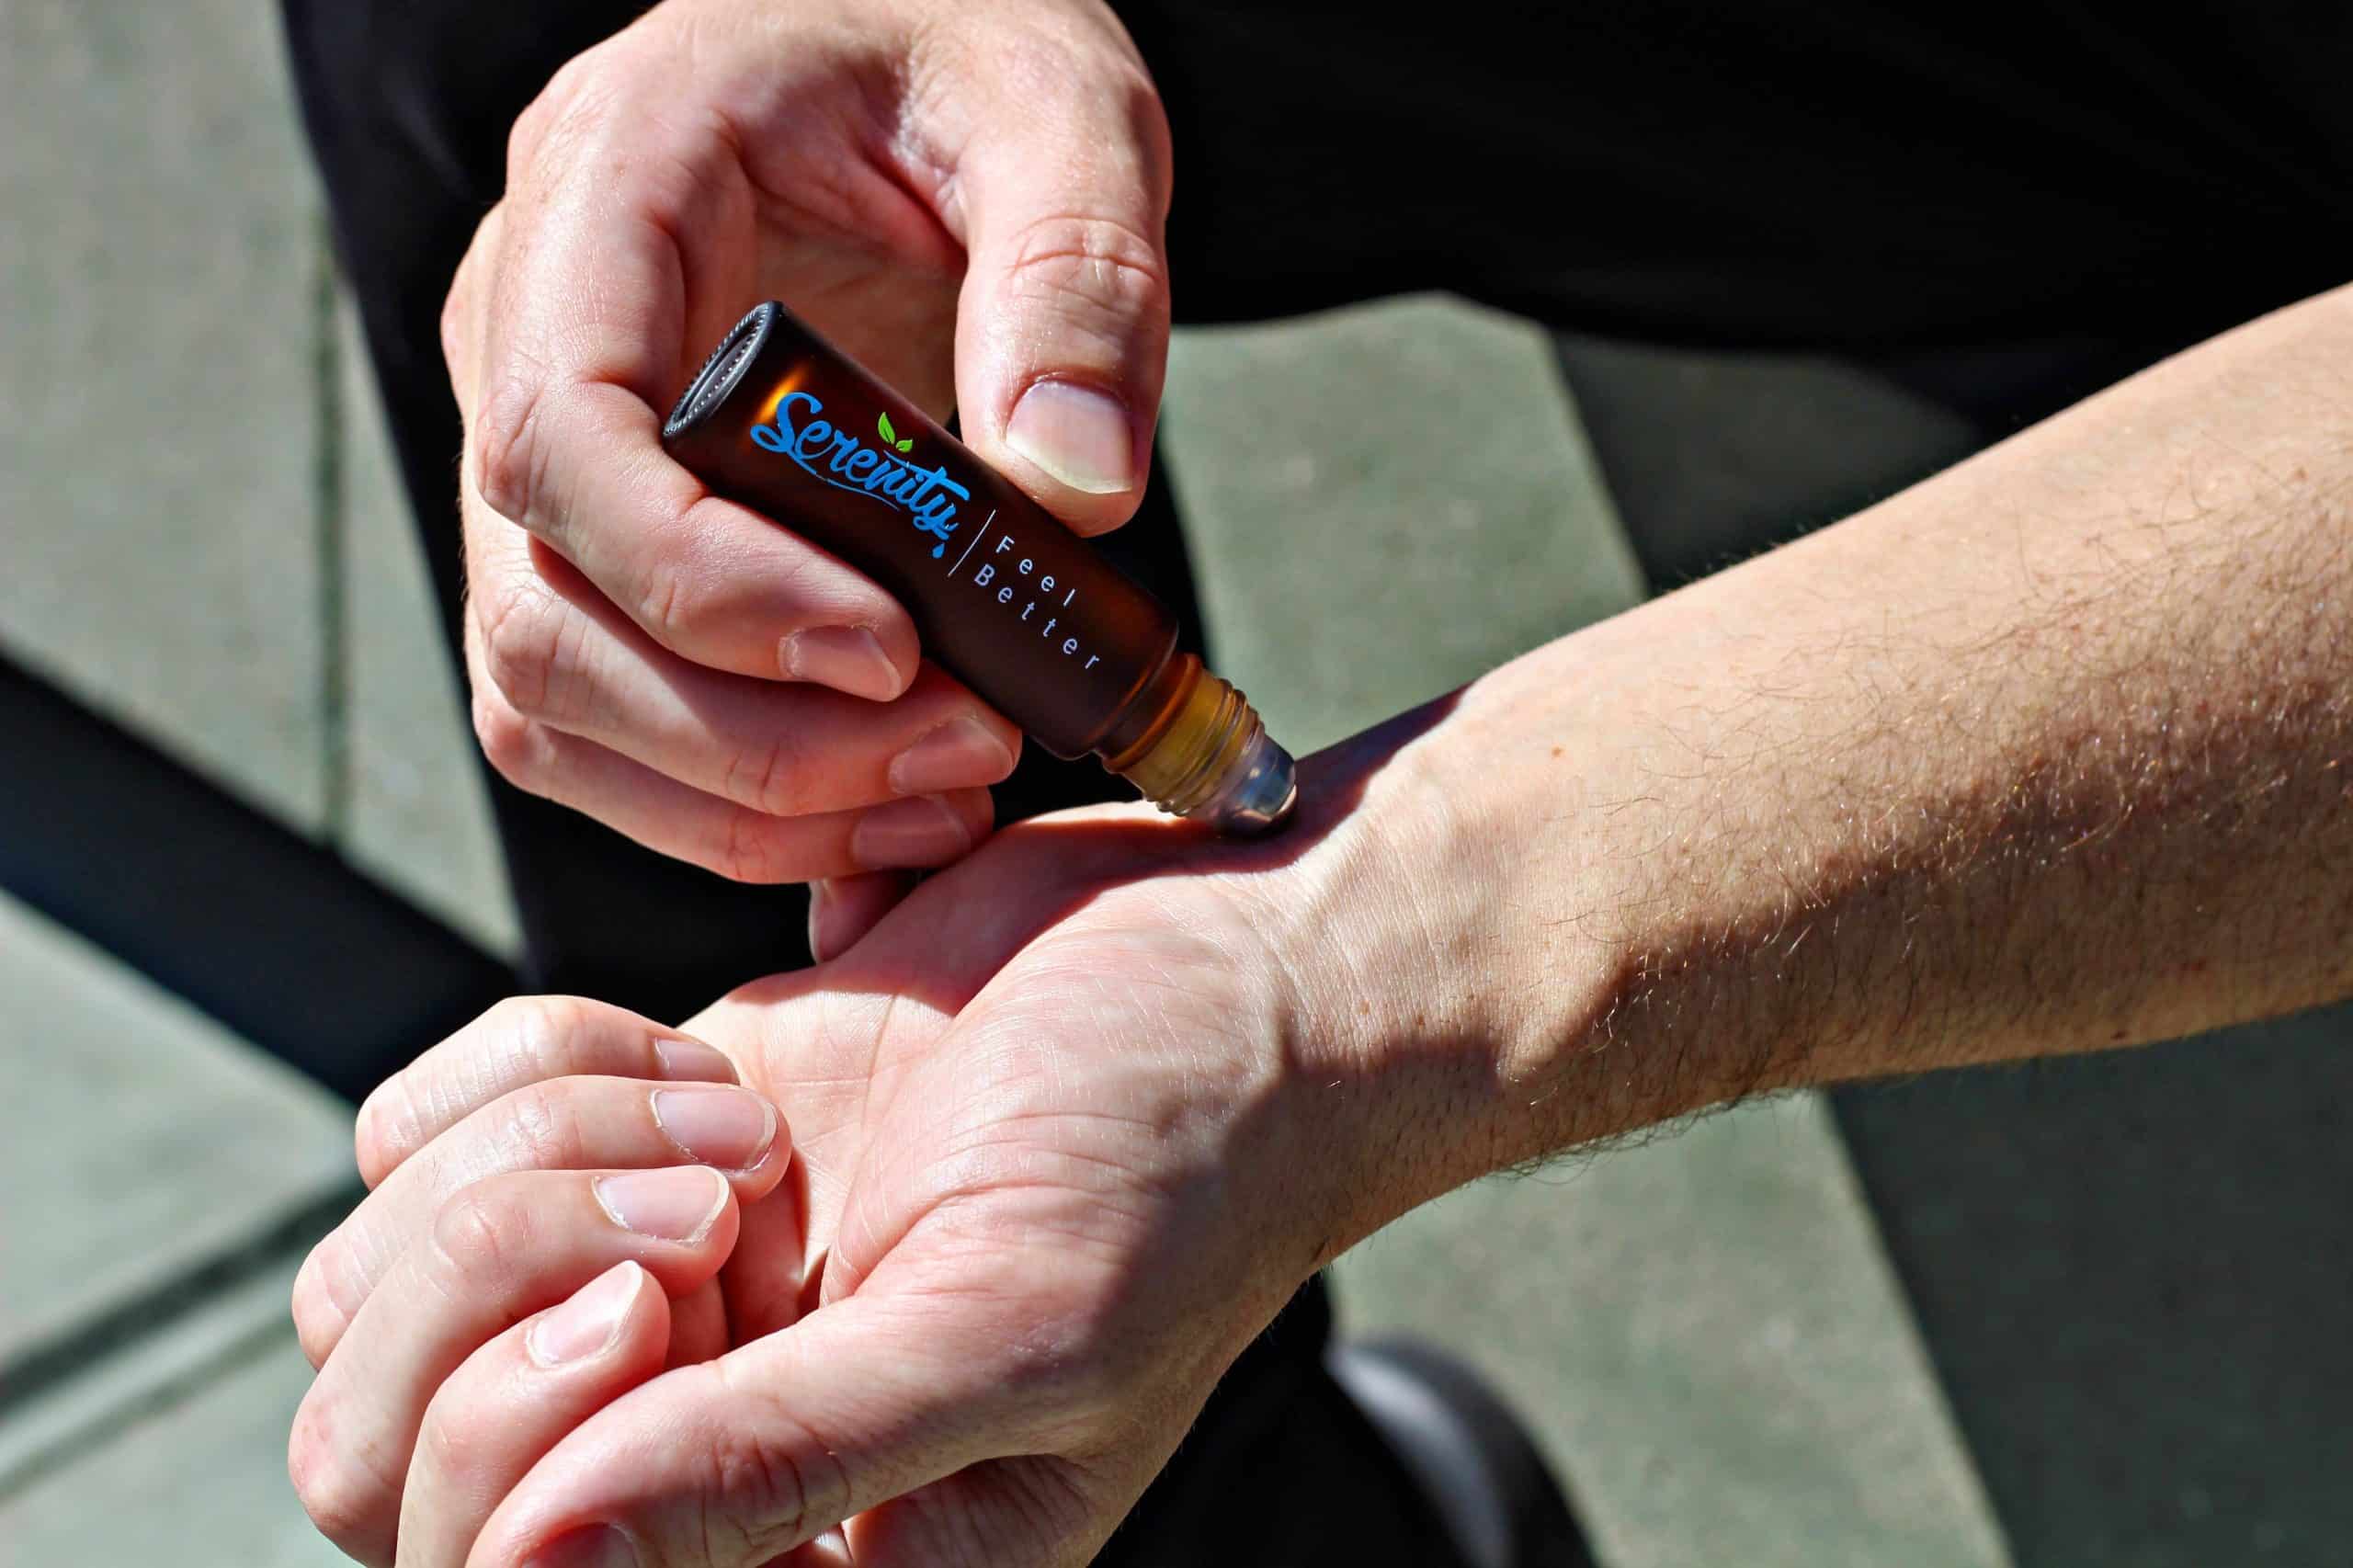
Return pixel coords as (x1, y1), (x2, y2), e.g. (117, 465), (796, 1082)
(877, 412), (898, 445)
(896, 437), (915, 453)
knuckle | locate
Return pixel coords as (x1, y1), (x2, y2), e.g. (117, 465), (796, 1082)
(998, 210), (1170, 335)
(472, 374), (553, 526)
(515, 45), (631, 181)
(500, 1079), (588, 1172)
(625, 537), (743, 659)
(474, 581), (569, 720)
(634, 562), (687, 649)
(438, 280), (470, 381)
(722, 728), (813, 820)
(490, 994), (599, 1084)
(290, 1244), (358, 1369)
(470, 688), (549, 789)
(287, 1400), (380, 1554)
(430, 1182), (536, 1295)
(353, 1074), (426, 1187)
(713, 807), (794, 885)
(503, 82), (560, 186)
(414, 1384), (493, 1487)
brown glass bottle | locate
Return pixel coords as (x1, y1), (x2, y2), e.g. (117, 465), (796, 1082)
(663, 302), (1296, 833)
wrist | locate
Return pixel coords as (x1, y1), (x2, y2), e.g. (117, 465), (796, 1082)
(1267, 616), (1772, 1247)
(1242, 696), (1569, 1262)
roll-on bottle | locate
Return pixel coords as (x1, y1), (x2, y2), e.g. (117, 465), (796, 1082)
(663, 302), (1297, 834)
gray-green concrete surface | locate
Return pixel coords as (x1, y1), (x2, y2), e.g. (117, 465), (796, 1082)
(0, 1247), (351, 1567)
(0, 890), (349, 1373)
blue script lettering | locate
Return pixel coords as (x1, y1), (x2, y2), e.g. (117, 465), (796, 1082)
(751, 393), (969, 557)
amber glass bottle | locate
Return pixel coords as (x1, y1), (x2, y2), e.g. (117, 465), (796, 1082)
(663, 302), (1296, 834)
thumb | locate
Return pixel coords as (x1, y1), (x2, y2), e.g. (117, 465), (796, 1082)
(470, 1292), (1022, 1568)
(951, 52), (1174, 536)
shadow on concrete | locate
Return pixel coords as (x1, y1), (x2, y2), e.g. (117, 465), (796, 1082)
(0, 651), (514, 1105)
(1836, 1008), (2353, 1566)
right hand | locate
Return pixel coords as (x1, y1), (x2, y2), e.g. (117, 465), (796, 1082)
(442, 0), (1175, 884)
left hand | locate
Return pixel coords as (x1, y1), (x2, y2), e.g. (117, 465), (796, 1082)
(291, 710), (1500, 1567)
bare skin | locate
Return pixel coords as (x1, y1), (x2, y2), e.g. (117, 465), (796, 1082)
(290, 275), (2353, 1566)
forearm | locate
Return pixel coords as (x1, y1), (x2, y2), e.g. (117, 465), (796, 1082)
(1315, 281), (2353, 1223)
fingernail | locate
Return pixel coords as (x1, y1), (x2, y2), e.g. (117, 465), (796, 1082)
(806, 879), (836, 965)
(593, 1166), (728, 1243)
(887, 716), (1015, 795)
(650, 1086), (779, 1170)
(780, 625), (903, 701)
(524, 1524), (642, 1568)
(527, 1261), (642, 1367)
(851, 793), (974, 869)
(1005, 380), (1136, 494)
(651, 1037), (738, 1084)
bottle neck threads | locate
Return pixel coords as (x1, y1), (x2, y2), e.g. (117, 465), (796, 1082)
(1108, 655), (1298, 834)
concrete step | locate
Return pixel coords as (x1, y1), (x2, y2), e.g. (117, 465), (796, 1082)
(1336, 1098), (2011, 1568)
(1165, 295), (1647, 751)
(335, 293), (521, 960)
(0, 891), (352, 1378)
(0, 0), (328, 831)
(0, 1244), (348, 1568)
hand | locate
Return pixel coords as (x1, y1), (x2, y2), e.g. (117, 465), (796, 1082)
(290, 716), (1495, 1567)
(440, 0), (1175, 881)
(284, 1018), (795, 1566)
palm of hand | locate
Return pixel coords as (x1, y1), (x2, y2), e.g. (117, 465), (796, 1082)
(679, 809), (1319, 1546)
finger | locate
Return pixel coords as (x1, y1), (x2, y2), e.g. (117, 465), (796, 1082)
(806, 872), (919, 963)
(396, 1262), (670, 1568)
(464, 526), (1019, 817)
(949, 23), (1174, 534)
(461, 580), (997, 884)
(470, 1292), (1023, 1568)
(473, 698), (998, 884)
(438, 201), (505, 418)
(716, 1154), (814, 1350)
(459, 85), (920, 695)
(665, 1277), (731, 1371)
(295, 1078), (787, 1370)
(290, 1169), (733, 1565)
(355, 996), (740, 1193)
